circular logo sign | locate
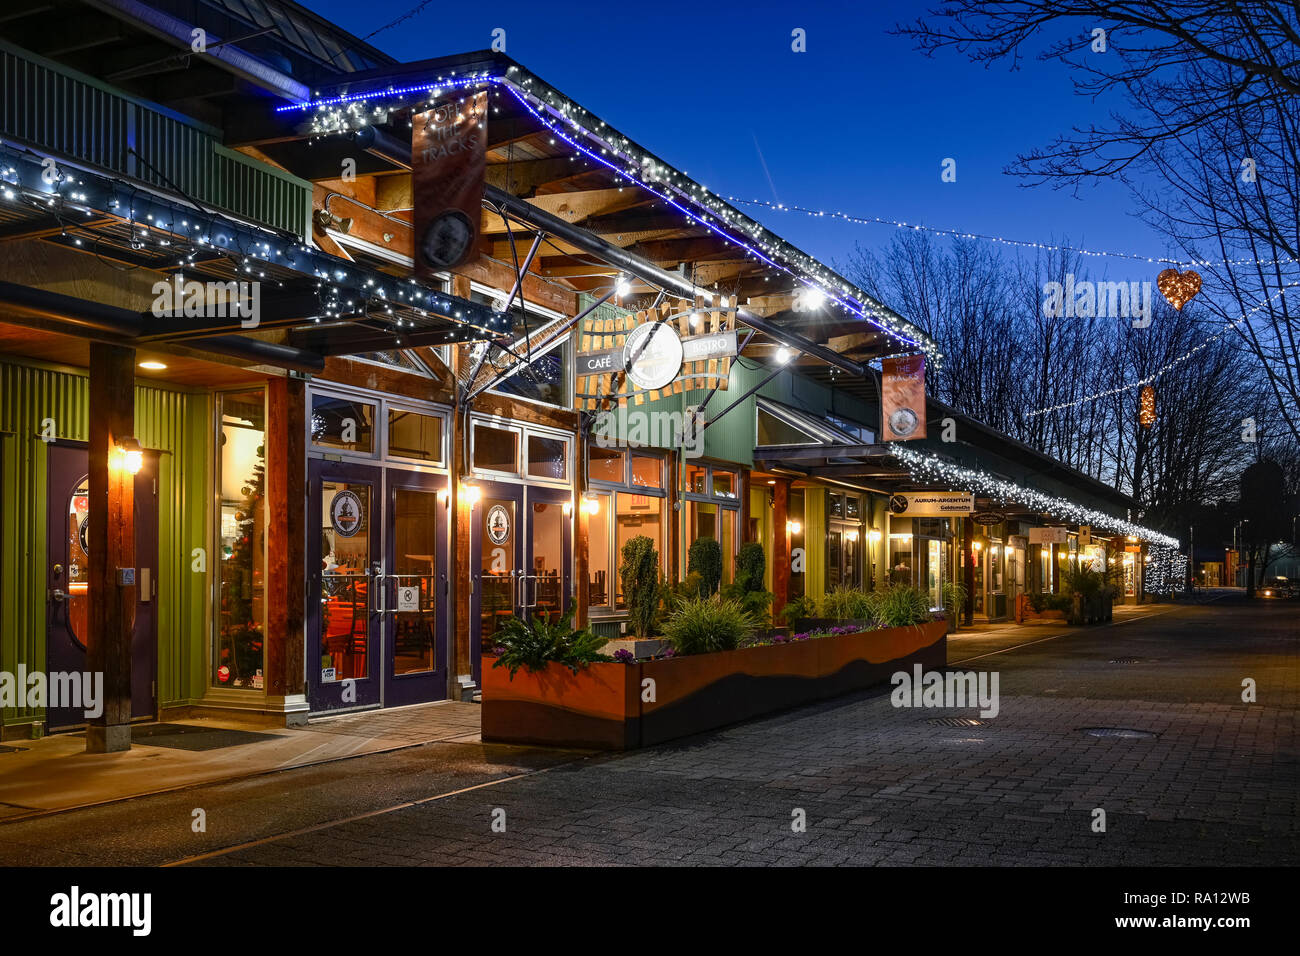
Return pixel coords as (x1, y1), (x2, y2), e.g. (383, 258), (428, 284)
(330, 490), (364, 538)
(623, 321), (684, 391)
(419, 210), (474, 269)
(485, 504), (511, 545)
(78, 514), (89, 556)
(889, 494), (910, 515)
(887, 406), (921, 439)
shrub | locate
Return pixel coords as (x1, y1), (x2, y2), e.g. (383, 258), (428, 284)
(777, 594), (817, 625)
(490, 602), (610, 677)
(687, 536), (722, 597)
(619, 535), (660, 639)
(865, 584), (932, 628)
(822, 585), (874, 621)
(662, 594), (758, 656)
(1061, 565), (1106, 600)
(941, 581), (968, 622)
(723, 541), (774, 625)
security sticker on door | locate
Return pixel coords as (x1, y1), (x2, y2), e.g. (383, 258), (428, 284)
(397, 585), (420, 612)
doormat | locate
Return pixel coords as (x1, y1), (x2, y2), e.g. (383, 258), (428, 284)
(72, 723), (279, 752)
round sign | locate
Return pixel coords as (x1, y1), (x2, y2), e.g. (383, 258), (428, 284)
(78, 514), (89, 556)
(419, 209), (474, 269)
(485, 504), (511, 545)
(623, 321), (684, 391)
(330, 490), (364, 538)
(888, 406), (920, 439)
(889, 493), (910, 515)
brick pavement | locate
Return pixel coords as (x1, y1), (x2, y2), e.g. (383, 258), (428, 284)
(188, 598), (1299, 867)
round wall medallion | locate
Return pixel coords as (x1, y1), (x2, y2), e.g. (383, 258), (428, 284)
(622, 321), (683, 391)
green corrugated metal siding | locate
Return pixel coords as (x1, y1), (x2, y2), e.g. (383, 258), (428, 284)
(0, 40), (311, 237)
(0, 360), (209, 730)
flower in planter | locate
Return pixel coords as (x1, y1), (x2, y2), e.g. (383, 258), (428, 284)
(612, 648), (635, 664)
(492, 645), (506, 656)
(660, 647), (676, 659)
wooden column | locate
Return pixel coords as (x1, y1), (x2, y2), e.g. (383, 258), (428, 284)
(86, 344), (135, 753)
(962, 516), (976, 627)
(266, 376), (307, 723)
(666, 450), (681, 582)
(772, 478), (790, 616)
(739, 470), (753, 543)
(574, 430), (589, 627)
(450, 275), (474, 695)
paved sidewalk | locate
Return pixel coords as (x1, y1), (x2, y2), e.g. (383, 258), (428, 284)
(946, 602), (1174, 663)
(0, 701), (481, 820)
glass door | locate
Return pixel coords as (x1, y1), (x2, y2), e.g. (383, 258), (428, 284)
(525, 486), (572, 625)
(471, 482), (524, 683)
(382, 470), (448, 706)
(308, 460), (381, 712)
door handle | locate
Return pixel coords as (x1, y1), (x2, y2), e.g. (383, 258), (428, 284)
(50, 588), (69, 603)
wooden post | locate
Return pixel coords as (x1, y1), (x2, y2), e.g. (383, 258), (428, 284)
(266, 376), (307, 723)
(772, 478), (790, 617)
(666, 449), (681, 583)
(739, 469), (753, 543)
(963, 516), (976, 628)
(574, 430), (590, 628)
(86, 344), (135, 753)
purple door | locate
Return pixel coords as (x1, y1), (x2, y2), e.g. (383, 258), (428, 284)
(45, 442), (158, 730)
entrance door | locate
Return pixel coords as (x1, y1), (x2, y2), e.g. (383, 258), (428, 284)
(381, 469), (448, 706)
(308, 460), (381, 712)
(45, 443), (158, 730)
(470, 482), (571, 683)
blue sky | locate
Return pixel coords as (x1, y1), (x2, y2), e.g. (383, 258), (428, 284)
(307, 0), (1168, 286)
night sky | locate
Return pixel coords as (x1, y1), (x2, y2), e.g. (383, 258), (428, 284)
(303, 0), (1169, 286)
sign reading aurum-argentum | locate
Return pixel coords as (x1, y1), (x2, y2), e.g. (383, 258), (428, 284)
(887, 491), (974, 516)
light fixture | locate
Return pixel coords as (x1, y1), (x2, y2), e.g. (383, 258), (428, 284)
(786, 520), (801, 535)
(616, 275), (631, 297)
(462, 483), (481, 507)
(583, 494), (600, 515)
(138, 360), (167, 371)
(972, 540), (982, 552)
(766, 479), (776, 485)
(775, 346), (792, 365)
(846, 530), (859, 542)
(689, 312), (701, 328)
(117, 437), (143, 475)
(868, 529), (882, 543)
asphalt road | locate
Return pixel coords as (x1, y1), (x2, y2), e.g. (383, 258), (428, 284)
(1, 596), (1295, 866)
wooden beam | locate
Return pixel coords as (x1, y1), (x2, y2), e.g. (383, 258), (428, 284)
(266, 376), (307, 722)
(772, 478), (790, 616)
(486, 156), (590, 195)
(86, 342), (135, 753)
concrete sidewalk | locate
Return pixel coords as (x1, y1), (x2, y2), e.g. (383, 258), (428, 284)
(0, 701), (482, 822)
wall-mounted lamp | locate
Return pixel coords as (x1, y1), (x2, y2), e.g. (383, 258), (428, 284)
(582, 494), (600, 515)
(314, 208), (353, 234)
(462, 483), (481, 508)
(971, 540), (983, 552)
(868, 529), (882, 544)
(786, 520), (802, 535)
(117, 437), (143, 475)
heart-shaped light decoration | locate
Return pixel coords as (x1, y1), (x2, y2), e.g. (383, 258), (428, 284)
(1156, 269), (1202, 311)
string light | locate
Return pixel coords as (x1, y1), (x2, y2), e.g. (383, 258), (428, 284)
(1024, 282), (1300, 418)
(724, 195), (1300, 270)
(888, 443), (1179, 548)
(1144, 543), (1187, 595)
(1139, 385), (1156, 428)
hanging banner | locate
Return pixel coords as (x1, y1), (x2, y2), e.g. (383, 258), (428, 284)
(413, 92), (487, 276)
(1029, 527), (1069, 545)
(882, 354), (927, 441)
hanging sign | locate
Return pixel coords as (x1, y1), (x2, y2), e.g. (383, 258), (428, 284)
(1029, 527), (1069, 544)
(882, 354), (927, 441)
(623, 321), (684, 390)
(971, 511), (1004, 526)
(413, 92), (487, 276)
(485, 504), (511, 545)
(888, 491), (973, 516)
(330, 491), (364, 538)
(1079, 525), (1092, 547)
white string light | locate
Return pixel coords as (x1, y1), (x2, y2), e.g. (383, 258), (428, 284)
(1023, 282), (1300, 418)
(888, 443), (1179, 548)
(724, 195), (1300, 270)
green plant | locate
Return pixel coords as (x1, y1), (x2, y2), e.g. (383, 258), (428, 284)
(777, 594), (817, 625)
(662, 594), (758, 656)
(940, 581), (968, 624)
(490, 602), (611, 677)
(1061, 564), (1105, 600)
(687, 536), (722, 597)
(822, 585), (874, 621)
(619, 535), (660, 639)
(864, 584), (932, 628)
(723, 541), (774, 625)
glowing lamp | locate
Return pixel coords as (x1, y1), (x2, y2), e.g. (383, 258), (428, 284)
(582, 495), (600, 515)
(117, 437), (144, 475)
(786, 520), (801, 535)
(462, 483), (481, 507)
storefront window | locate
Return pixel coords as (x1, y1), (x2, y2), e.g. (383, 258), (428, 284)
(615, 492), (664, 605)
(712, 470), (737, 500)
(387, 408), (443, 462)
(588, 491), (611, 606)
(527, 435), (568, 481)
(473, 423), (518, 473)
(890, 536), (913, 586)
(311, 394), (375, 453)
(789, 489), (805, 599)
(685, 463), (707, 495)
(926, 539), (943, 609)
(990, 541), (1004, 591)
(589, 446), (624, 483)
(630, 453), (662, 488)
(216, 389), (266, 690)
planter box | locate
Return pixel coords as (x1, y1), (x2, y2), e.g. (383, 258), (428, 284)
(482, 619), (946, 750)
